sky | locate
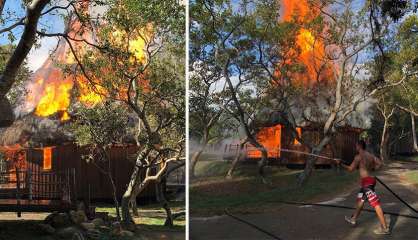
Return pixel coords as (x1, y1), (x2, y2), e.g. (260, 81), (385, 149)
(0, 1), (66, 71)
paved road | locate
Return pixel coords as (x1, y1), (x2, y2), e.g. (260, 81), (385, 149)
(190, 162), (418, 240)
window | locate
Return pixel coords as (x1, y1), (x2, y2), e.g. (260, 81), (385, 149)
(43, 147), (52, 170)
(293, 127), (302, 145)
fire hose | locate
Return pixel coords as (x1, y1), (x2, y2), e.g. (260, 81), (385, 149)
(224, 208), (283, 240)
(223, 149), (418, 239)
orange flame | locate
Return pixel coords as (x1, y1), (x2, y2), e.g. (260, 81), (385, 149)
(252, 1), (334, 156)
(25, 16), (150, 121)
(43, 147), (52, 170)
(247, 124), (282, 158)
(281, 0), (333, 85)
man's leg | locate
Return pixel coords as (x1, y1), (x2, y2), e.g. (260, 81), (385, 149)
(345, 196), (364, 225)
(352, 200), (365, 221)
(374, 205), (387, 229)
(366, 186), (390, 234)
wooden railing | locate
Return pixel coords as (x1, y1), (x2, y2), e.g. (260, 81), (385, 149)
(0, 168), (77, 216)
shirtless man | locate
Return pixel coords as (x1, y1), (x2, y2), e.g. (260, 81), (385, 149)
(336, 140), (390, 235)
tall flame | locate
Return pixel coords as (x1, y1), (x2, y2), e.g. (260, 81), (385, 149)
(250, 1), (334, 158)
(24, 9), (150, 121)
(281, 0), (333, 85)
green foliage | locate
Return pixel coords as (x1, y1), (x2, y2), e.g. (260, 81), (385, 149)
(367, 14), (418, 152)
(67, 102), (130, 147)
(189, 61), (239, 143)
(70, 0), (185, 154)
(395, 15), (418, 108)
(0, 45), (31, 106)
(190, 0), (299, 138)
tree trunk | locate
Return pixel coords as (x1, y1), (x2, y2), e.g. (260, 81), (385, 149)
(157, 179), (173, 227)
(124, 158), (177, 223)
(125, 174), (152, 223)
(107, 173), (121, 220)
(297, 149), (319, 185)
(298, 136), (331, 185)
(380, 118), (390, 162)
(0, 0), (6, 16)
(131, 199), (139, 217)
(245, 138), (269, 182)
(226, 141), (245, 179)
(121, 165), (141, 223)
(190, 148), (204, 179)
(411, 113), (418, 152)
(0, 96), (13, 127)
(130, 167), (144, 217)
(0, 0), (50, 98)
(257, 147), (269, 182)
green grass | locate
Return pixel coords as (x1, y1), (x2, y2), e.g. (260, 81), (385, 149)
(191, 161), (357, 216)
(95, 201), (185, 230)
(405, 170), (418, 185)
(0, 220), (54, 240)
(195, 160), (236, 178)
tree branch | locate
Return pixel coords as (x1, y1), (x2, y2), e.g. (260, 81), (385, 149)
(0, 0), (51, 98)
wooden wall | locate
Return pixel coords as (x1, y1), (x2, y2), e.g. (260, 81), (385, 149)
(280, 128), (334, 165)
(231, 126), (361, 165)
(280, 127), (360, 165)
(24, 144), (156, 202)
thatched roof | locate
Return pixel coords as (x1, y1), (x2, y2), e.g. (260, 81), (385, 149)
(0, 114), (72, 147)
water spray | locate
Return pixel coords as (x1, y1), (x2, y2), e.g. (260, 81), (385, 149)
(242, 145), (343, 162)
(223, 146), (418, 238)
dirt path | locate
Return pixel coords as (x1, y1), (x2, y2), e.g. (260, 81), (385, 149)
(190, 161), (418, 240)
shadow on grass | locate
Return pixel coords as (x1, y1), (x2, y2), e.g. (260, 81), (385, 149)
(394, 154), (418, 163)
(191, 161), (358, 216)
(95, 201), (186, 232)
(0, 219), (185, 240)
(0, 220), (53, 240)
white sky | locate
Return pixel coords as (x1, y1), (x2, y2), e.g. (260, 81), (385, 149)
(27, 37), (59, 72)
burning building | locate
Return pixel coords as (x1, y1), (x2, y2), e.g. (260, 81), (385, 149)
(0, 1), (157, 211)
(224, 1), (364, 166)
(224, 123), (362, 166)
(21, 1), (101, 121)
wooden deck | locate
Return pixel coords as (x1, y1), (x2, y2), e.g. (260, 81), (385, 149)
(0, 168), (77, 217)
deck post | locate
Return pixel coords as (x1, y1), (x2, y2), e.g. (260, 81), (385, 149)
(66, 169), (71, 203)
(27, 169), (32, 201)
(72, 168), (77, 205)
(15, 167), (21, 217)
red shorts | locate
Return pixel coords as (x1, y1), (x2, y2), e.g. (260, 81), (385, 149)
(357, 176), (380, 208)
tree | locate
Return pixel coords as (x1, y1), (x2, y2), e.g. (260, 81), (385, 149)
(370, 14), (418, 156)
(191, 0), (299, 182)
(0, 0), (51, 126)
(393, 15), (418, 152)
(267, 0), (411, 184)
(376, 94), (396, 162)
(67, 102), (132, 220)
(191, 0), (412, 185)
(189, 61), (228, 178)
(42, 0), (186, 224)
